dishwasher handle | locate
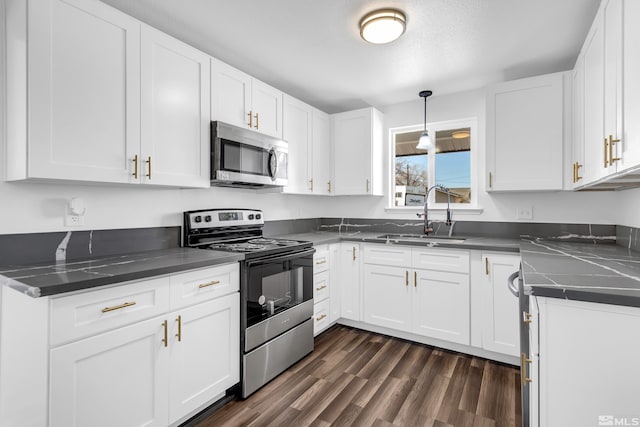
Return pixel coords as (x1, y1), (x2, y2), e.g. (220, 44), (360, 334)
(507, 271), (520, 297)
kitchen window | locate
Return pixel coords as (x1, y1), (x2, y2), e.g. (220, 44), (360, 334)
(389, 118), (478, 210)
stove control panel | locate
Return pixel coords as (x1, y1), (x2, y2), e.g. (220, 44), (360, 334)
(186, 209), (264, 230)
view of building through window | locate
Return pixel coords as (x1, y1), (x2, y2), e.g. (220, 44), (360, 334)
(394, 127), (471, 206)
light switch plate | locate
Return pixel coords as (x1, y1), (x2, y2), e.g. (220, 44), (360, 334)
(516, 206), (533, 220)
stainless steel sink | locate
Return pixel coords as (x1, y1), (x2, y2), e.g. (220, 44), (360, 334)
(376, 234), (466, 244)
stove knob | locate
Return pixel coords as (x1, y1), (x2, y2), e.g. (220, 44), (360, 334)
(194, 216), (202, 223)
(204, 215), (212, 222)
(256, 214), (262, 220)
(248, 214), (255, 220)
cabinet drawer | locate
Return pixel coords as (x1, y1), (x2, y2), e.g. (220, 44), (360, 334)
(363, 245), (412, 267)
(170, 263), (239, 310)
(313, 270), (330, 303)
(51, 277), (171, 346)
(314, 248), (330, 273)
(412, 248), (470, 273)
(313, 299), (330, 336)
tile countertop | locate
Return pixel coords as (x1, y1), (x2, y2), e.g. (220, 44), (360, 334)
(0, 248), (244, 298)
(521, 237), (640, 308)
(273, 231), (521, 252)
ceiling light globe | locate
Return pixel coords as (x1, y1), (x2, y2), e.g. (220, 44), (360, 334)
(360, 9), (406, 44)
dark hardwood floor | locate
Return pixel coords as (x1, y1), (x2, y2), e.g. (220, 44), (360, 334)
(197, 326), (521, 427)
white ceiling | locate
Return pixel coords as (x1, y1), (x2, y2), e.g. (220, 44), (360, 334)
(100, 0), (600, 113)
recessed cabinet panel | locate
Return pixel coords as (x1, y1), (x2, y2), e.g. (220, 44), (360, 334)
(251, 79), (283, 139)
(312, 109), (332, 195)
(282, 95), (312, 193)
(340, 243), (361, 321)
(210, 58), (252, 129)
(621, 0), (640, 171)
(363, 265), (412, 331)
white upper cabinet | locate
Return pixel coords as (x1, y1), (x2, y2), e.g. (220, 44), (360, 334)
(141, 26), (210, 188)
(5, 0), (210, 187)
(282, 95), (333, 195)
(486, 72), (566, 191)
(332, 107), (384, 195)
(282, 95), (313, 194)
(312, 109), (333, 195)
(6, 0), (141, 183)
(620, 0), (640, 170)
(571, 56), (586, 187)
(211, 57), (283, 139)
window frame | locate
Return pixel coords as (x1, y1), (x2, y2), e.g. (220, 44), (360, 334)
(388, 117), (479, 211)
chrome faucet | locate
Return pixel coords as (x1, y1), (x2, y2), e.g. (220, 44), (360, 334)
(416, 184), (453, 235)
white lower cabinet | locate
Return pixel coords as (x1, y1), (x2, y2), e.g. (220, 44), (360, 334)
(479, 253), (521, 357)
(312, 244), (340, 336)
(14, 263), (240, 427)
(363, 265), (412, 330)
(339, 243), (362, 321)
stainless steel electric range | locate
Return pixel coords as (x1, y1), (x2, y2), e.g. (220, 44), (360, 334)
(183, 209), (315, 398)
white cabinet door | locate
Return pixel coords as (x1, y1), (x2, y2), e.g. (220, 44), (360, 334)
(413, 269), (470, 345)
(538, 298), (640, 427)
(50, 316), (169, 427)
(486, 72), (564, 191)
(340, 243), (361, 321)
(480, 254), (520, 357)
(25, 0), (141, 183)
(312, 109), (333, 195)
(603, 0), (623, 175)
(168, 293), (239, 424)
(621, 0), (640, 171)
(282, 95), (312, 193)
(329, 243), (341, 322)
(571, 56), (586, 187)
(210, 57), (252, 130)
(141, 26), (210, 188)
(251, 79), (283, 139)
(363, 265), (412, 331)
(582, 9), (607, 184)
(332, 107), (383, 195)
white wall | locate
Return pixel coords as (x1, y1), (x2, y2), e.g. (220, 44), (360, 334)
(316, 88), (620, 225)
(615, 187), (640, 228)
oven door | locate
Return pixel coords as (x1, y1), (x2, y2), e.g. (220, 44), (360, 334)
(244, 248), (314, 327)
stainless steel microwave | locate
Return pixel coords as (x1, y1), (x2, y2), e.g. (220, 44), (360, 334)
(211, 121), (288, 188)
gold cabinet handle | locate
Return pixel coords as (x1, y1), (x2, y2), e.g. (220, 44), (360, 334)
(609, 135), (621, 163)
(176, 315), (182, 342)
(485, 257), (489, 275)
(576, 162), (583, 181)
(316, 314), (327, 321)
(247, 110), (253, 128)
(102, 301), (136, 313)
(162, 320), (168, 348)
(145, 156), (152, 179)
(315, 259), (327, 265)
(254, 112), (259, 129)
(315, 285), (327, 291)
(521, 352), (533, 385)
(572, 162), (577, 183)
(414, 271), (417, 287)
(523, 311), (533, 324)
(352, 247), (356, 261)
(328, 180), (331, 193)
(604, 138), (609, 167)
(366, 179), (370, 193)
(489, 172), (493, 188)
(309, 178), (314, 191)
(405, 270), (409, 286)
(198, 280), (220, 289)
(132, 155), (139, 179)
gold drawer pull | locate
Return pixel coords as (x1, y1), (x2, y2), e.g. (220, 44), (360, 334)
(315, 259), (327, 265)
(145, 156), (152, 179)
(309, 178), (314, 191)
(198, 280), (220, 289)
(414, 271), (417, 287)
(254, 112), (259, 129)
(609, 135), (621, 163)
(405, 270), (408, 286)
(247, 110), (253, 128)
(162, 320), (168, 348)
(316, 285), (327, 291)
(328, 181), (331, 193)
(523, 312), (533, 324)
(521, 352), (533, 385)
(176, 315), (182, 342)
(485, 257), (489, 275)
(132, 154), (139, 179)
(102, 301), (136, 313)
(316, 314), (327, 321)
(352, 247), (356, 261)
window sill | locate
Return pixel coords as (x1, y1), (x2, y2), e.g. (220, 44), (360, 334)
(384, 206), (484, 215)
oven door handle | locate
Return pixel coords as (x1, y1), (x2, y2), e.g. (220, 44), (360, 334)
(245, 248), (316, 267)
(507, 271), (520, 298)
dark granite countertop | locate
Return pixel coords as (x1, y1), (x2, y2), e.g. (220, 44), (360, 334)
(521, 238), (640, 308)
(0, 248), (244, 298)
(273, 231), (521, 252)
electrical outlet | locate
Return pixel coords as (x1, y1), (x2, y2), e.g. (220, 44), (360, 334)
(516, 206), (533, 220)
(65, 214), (85, 227)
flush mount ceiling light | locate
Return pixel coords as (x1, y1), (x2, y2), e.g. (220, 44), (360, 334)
(360, 9), (406, 44)
(416, 90), (434, 150)
(452, 130), (470, 139)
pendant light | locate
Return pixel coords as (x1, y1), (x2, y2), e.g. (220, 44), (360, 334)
(416, 90), (433, 150)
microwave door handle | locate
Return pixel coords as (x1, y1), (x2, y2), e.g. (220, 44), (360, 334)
(507, 271), (520, 297)
(246, 248), (316, 267)
(268, 148), (278, 179)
